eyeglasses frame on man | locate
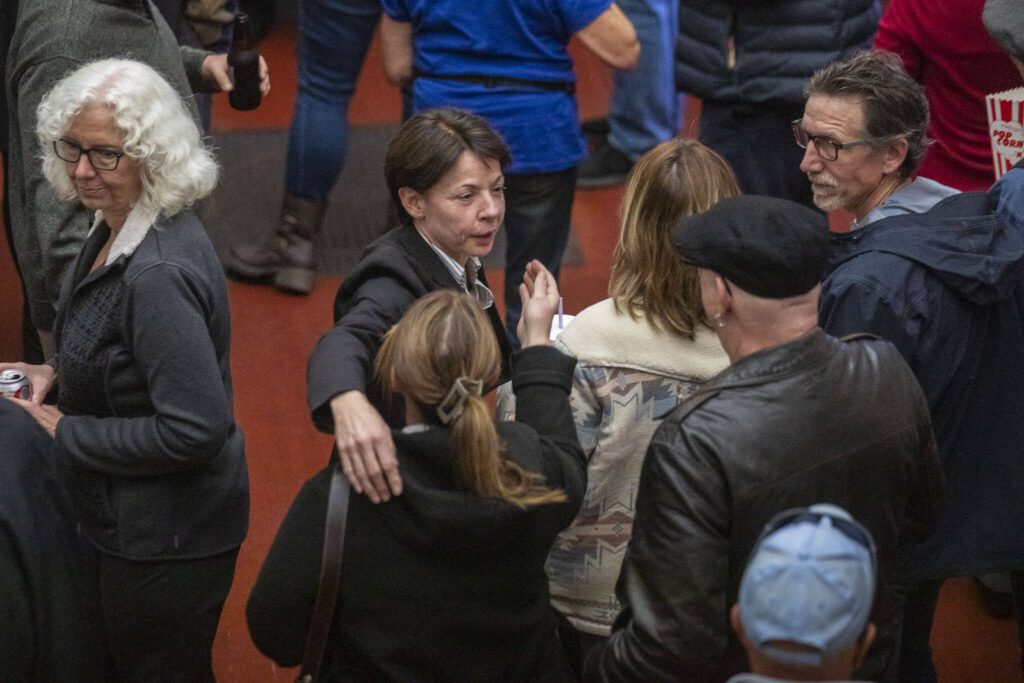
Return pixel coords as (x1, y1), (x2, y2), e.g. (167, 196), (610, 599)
(791, 119), (874, 162)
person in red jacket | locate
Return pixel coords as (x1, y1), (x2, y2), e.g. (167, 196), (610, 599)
(874, 0), (1020, 191)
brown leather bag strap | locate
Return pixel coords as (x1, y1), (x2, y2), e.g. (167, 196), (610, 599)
(296, 464), (350, 683)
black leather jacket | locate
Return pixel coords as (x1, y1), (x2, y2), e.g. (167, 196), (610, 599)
(586, 329), (944, 682)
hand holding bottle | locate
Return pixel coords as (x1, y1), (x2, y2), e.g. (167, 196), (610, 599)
(200, 12), (270, 110)
(201, 53), (270, 100)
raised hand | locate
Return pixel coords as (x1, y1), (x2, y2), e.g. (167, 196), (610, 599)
(517, 260), (560, 348)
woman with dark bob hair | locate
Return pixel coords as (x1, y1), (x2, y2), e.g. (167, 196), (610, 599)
(0, 59), (248, 680)
(306, 107), (515, 503)
(250, 276), (585, 680)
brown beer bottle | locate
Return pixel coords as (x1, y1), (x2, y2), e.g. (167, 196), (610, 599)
(228, 12), (262, 111)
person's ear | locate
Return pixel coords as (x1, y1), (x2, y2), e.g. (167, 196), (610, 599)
(852, 622), (877, 668)
(398, 187), (425, 221)
(715, 275), (734, 315)
(881, 137), (909, 176)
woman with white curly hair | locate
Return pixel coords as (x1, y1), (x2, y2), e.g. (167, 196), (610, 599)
(0, 58), (248, 681)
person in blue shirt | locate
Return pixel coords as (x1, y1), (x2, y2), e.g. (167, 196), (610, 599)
(379, 0), (638, 343)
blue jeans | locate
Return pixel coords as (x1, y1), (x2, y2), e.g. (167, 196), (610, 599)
(607, 0), (680, 160)
(285, 0), (381, 201)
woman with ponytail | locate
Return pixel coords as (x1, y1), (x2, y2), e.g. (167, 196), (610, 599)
(248, 261), (585, 681)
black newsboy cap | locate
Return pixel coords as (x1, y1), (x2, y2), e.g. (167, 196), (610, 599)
(673, 195), (829, 299)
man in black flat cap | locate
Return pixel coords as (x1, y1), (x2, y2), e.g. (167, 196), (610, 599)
(585, 196), (944, 683)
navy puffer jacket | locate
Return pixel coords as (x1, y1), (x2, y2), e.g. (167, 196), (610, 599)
(675, 0), (879, 105)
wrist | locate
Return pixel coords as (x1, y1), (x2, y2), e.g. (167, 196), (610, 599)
(522, 334), (551, 348)
(331, 390), (365, 407)
(330, 390), (368, 423)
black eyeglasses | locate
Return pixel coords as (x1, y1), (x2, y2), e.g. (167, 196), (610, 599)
(791, 120), (871, 162)
(53, 139), (126, 171)
(756, 505), (877, 565)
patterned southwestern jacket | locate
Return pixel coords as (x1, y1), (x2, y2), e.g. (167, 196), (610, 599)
(545, 298), (728, 636)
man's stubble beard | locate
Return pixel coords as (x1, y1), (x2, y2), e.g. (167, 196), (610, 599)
(807, 171), (845, 213)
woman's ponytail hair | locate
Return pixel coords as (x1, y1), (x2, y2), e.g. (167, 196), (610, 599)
(375, 291), (566, 508)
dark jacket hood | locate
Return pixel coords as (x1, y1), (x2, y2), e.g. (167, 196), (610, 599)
(380, 427), (553, 559)
(828, 192), (1024, 306)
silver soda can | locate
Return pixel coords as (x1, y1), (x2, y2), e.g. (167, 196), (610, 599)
(0, 369), (32, 400)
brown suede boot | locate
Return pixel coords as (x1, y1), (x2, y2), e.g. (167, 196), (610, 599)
(227, 194), (326, 295)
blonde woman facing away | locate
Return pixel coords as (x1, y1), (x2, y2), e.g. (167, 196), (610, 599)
(546, 138), (739, 671)
(248, 264), (588, 681)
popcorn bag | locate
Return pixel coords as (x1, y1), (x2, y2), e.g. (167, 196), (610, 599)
(987, 87), (1024, 179)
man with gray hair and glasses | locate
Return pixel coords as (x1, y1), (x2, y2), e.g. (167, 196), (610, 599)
(798, 49), (1024, 682)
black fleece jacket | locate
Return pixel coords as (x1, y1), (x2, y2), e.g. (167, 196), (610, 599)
(52, 209), (249, 559)
(249, 345), (584, 682)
